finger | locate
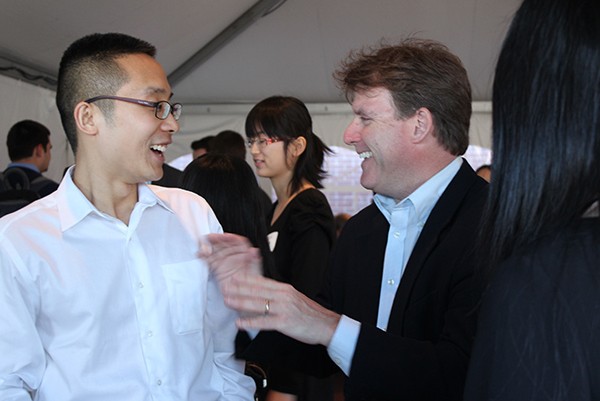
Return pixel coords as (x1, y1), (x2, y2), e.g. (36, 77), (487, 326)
(205, 233), (251, 250)
(222, 274), (285, 301)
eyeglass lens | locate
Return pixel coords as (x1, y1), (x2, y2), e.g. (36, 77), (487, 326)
(157, 101), (182, 120)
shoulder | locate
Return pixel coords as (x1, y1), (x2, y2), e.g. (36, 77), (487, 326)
(335, 203), (386, 246)
(150, 185), (210, 211)
(148, 185), (223, 235)
(285, 189), (335, 233)
(291, 188), (330, 209)
(0, 192), (59, 236)
(486, 219), (600, 311)
(287, 189), (333, 220)
(342, 202), (383, 230)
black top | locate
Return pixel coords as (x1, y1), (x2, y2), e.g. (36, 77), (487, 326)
(265, 188), (335, 394)
(267, 188), (335, 299)
(464, 217), (600, 401)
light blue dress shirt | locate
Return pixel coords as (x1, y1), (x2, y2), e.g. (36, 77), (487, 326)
(327, 158), (462, 375)
(6, 162), (40, 173)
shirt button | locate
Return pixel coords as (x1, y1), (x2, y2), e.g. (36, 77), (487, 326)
(387, 279), (395, 285)
(147, 330), (153, 337)
(156, 379), (162, 386)
(138, 282), (144, 289)
(393, 231), (401, 238)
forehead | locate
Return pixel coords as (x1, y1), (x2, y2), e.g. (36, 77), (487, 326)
(351, 87), (397, 116)
(116, 53), (172, 97)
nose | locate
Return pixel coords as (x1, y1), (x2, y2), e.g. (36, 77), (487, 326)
(343, 117), (361, 146)
(162, 113), (180, 134)
(249, 141), (260, 155)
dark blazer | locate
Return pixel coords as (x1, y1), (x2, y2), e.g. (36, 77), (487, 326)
(242, 160), (488, 401)
(2, 166), (59, 197)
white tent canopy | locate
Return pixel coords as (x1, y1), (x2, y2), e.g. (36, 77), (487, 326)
(0, 0), (507, 202)
(0, 74), (492, 185)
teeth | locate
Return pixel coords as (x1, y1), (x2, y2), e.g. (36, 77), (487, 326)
(359, 151), (373, 159)
(150, 144), (167, 153)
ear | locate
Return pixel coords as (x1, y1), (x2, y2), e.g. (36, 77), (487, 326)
(73, 101), (100, 137)
(33, 143), (45, 158)
(290, 136), (307, 157)
(411, 107), (434, 143)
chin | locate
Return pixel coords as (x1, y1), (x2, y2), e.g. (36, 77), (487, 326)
(360, 175), (376, 192)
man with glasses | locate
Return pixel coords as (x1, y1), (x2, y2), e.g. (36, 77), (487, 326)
(0, 33), (254, 400)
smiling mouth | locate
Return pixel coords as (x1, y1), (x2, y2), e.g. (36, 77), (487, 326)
(359, 151), (373, 159)
(150, 144), (167, 155)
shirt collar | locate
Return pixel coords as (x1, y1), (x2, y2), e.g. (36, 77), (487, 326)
(57, 165), (173, 231)
(7, 162), (40, 173)
(374, 157), (462, 223)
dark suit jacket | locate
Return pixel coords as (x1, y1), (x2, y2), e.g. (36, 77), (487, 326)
(242, 160), (488, 401)
(2, 166), (59, 197)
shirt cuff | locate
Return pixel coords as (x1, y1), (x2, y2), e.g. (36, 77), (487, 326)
(326, 314), (360, 376)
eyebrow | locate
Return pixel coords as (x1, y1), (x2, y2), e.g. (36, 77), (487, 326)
(144, 87), (174, 100)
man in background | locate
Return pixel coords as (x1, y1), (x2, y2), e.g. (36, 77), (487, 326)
(211, 130), (246, 160)
(3, 119), (59, 197)
(191, 135), (214, 159)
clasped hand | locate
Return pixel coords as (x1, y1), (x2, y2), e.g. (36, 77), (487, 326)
(200, 233), (340, 346)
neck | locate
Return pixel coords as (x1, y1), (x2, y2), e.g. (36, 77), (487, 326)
(72, 163), (138, 225)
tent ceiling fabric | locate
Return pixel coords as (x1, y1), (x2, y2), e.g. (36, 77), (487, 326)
(0, 0), (521, 105)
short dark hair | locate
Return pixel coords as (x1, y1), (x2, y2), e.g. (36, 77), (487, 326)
(211, 130), (246, 160)
(191, 136), (215, 152)
(245, 96), (331, 194)
(6, 120), (51, 161)
(334, 39), (472, 155)
(56, 33), (156, 153)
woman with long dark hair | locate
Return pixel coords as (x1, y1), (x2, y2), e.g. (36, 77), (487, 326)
(464, 0), (600, 399)
(181, 153), (273, 273)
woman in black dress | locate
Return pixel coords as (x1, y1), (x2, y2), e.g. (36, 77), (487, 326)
(245, 96), (336, 401)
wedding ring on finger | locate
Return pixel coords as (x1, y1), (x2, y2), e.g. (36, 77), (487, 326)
(264, 299), (271, 316)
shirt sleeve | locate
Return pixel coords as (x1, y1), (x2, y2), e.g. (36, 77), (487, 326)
(327, 314), (360, 375)
(0, 240), (46, 400)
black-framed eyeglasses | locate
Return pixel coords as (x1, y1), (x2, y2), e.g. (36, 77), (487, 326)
(85, 95), (182, 121)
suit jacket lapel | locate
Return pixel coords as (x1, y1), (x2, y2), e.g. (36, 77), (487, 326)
(387, 160), (477, 332)
(350, 205), (388, 325)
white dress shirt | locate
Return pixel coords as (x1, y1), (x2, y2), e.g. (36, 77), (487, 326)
(0, 169), (254, 401)
(327, 158), (462, 375)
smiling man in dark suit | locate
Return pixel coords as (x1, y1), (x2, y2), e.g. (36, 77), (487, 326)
(204, 38), (488, 401)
